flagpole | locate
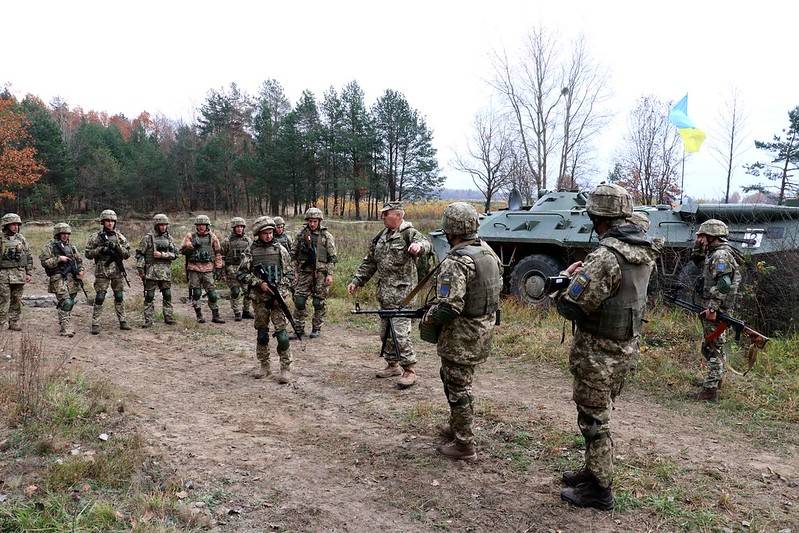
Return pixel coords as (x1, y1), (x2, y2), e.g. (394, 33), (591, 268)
(680, 151), (686, 204)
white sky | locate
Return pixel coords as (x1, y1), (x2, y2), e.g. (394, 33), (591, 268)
(2, 0), (796, 201)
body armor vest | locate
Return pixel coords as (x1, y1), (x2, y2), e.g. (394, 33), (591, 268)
(250, 241), (283, 283)
(0, 234), (28, 269)
(44, 241), (76, 276)
(188, 234), (214, 263)
(274, 233), (290, 250)
(297, 228), (329, 264)
(449, 240), (502, 318)
(225, 235), (250, 265)
(578, 244), (652, 341)
(147, 232), (174, 264)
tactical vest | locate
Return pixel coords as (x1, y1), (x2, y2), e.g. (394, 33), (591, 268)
(449, 240), (502, 318)
(578, 245), (652, 341)
(296, 228), (329, 264)
(0, 234), (28, 269)
(188, 234), (214, 263)
(225, 235), (250, 265)
(44, 241), (76, 276)
(274, 233), (290, 250)
(147, 232), (174, 264)
(250, 241), (283, 283)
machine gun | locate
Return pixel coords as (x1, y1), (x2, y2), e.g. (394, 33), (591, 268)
(100, 233), (131, 287)
(54, 241), (89, 300)
(351, 303), (429, 360)
(252, 264), (303, 341)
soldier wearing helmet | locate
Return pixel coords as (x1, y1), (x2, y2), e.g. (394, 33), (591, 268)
(272, 216), (293, 253)
(348, 201), (432, 388)
(236, 216), (295, 383)
(0, 213), (33, 331)
(419, 202), (502, 461)
(39, 223), (84, 336)
(221, 217), (253, 321)
(555, 183), (657, 511)
(135, 214), (179, 327)
(693, 218), (741, 402)
(180, 214), (225, 324)
(290, 207), (337, 338)
(84, 209), (132, 334)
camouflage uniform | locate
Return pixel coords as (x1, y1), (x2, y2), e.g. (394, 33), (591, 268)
(40, 223), (84, 336)
(291, 208), (337, 336)
(0, 214), (32, 330)
(135, 214), (179, 326)
(180, 215), (225, 324)
(85, 210), (131, 332)
(221, 217), (252, 321)
(273, 216), (293, 253)
(350, 203), (432, 372)
(237, 217), (294, 382)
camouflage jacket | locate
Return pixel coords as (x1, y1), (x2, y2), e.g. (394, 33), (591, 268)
(237, 239), (294, 303)
(291, 225), (337, 274)
(135, 230), (178, 281)
(180, 231), (223, 272)
(85, 229), (131, 279)
(39, 239), (84, 282)
(701, 242), (741, 312)
(350, 221), (431, 306)
(0, 231), (33, 283)
(273, 231), (293, 253)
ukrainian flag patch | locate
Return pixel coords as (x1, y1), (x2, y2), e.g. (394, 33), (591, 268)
(569, 272), (590, 299)
(438, 275), (451, 298)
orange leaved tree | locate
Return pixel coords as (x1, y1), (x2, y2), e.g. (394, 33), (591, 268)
(0, 99), (44, 200)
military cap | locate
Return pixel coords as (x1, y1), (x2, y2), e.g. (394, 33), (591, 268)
(380, 201), (404, 213)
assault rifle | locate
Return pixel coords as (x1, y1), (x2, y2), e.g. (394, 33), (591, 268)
(351, 303), (429, 360)
(664, 293), (769, 375)
(252, 264), (303, 341)
(54, 241), (89, 300)
(100, 233), (131, 288)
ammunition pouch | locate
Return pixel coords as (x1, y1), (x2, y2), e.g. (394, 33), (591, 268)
(419, 320), (441, 344)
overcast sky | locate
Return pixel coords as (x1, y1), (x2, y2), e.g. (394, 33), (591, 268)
(3, 0), (796, 201)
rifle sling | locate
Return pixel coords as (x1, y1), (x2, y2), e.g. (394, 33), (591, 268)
(399, 259), (443, 308)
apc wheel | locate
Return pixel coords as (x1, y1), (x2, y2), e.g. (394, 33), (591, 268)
(509, 254), (564, 306)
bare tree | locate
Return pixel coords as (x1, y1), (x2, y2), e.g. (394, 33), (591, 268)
(453, 108), (514, 212)
(711, 87), (748, 203)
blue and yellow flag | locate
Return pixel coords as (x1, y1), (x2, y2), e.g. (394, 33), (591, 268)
(669, 94), (705, 153)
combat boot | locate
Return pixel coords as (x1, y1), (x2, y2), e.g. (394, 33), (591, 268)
(141, 320), (153, 329)
(561, 468), (593, 487)
(309, 329), (321, 338)
(397, 365), (417, 389)
(119, 321), (131, 331)
(211, 309), (226, 324)
(696, 387), (719, 402)
(59, 321), (74, 338)
(288, 329), (305, 340)
(253, 363), (271, 379)
(234, 312), (242, 322)
(560, 481), (615, 511)
(195, 307), (205, 323)
(437, 440), (477, 460)
(8, 322), (21, 331)
(277, 366), (292, 384)
(164, 316), (176, 325)
(91, 324), (100, 335)
(376, 362), (402, 378)
(241, 310), (254, 320)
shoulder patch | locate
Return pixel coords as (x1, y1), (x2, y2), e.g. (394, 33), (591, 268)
(716, 262), (727, 271)
(438, 274), (451, 298)
(568, 272), (591, 300)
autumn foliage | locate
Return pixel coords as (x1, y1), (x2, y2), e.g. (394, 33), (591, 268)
(0, 99), (44, 199)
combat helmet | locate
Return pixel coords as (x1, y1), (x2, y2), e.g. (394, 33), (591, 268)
(697, 218), (728, 238)
(252, 216), (276, 236)
(628, 211), (651, 232)
(194, 214), (211, 226)
(53, 222), (72, 237)
(1, 213), (22, 227)
(442, 202), (479, 238)
(153, 213), (170, 226)
(304, 207), (323, 221)
(99, 209), (118, 222)
(230, 217), (246, 228)
(273, 216), (285, 227)
(586, 183), (633, 219)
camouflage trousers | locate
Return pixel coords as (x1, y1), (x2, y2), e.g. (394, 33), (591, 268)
(254, 297), (292, 369)
(225, 267), (251, 316)
(0, 282), (24, 327)
(50, 275), (79, 334)
(188, 270), (219, 311)
(439, 358), (476, 445)
(701, 319), (725, 389)
(143, 279), (173, 324)
(293, 270), (328, 331)
(92, 276), (127, 326)
(379, 315), (416, 366)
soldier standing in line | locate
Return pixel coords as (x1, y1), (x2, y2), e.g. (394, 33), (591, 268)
(85, 209), (131, 334)
(180, 215), (225, 324)
(693, 219), (741, 402)
(237, 217), (294, 383)
(135, 214), (179, 328)
(419, 202), (502, 459)
(348, 202), (432, 388)
(273, 216), (293, 253)
(0, 213), (32, 331)
(221, 217), (253, 321)
(555, 183), (657, 511)
(291, 207), (337, 339)
(40, 223), (84, 337)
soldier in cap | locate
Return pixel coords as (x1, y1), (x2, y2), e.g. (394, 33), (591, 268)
(237, 217), (295, 383)
(180, 215), (225, 324)
(40, 223), (84, 336)
(85, 209), (132, 334)
(555, 183), (657, 510)
(290, 207), (337, 338)
(221, 217), (253, 321)
(273, 216), (293, 253)
(419, 202), (502, 459)
(0, 213), (32, 330)
(694, 218), (741, 401)
(348, 201), (432, 388)
(135, 214), (179, 327)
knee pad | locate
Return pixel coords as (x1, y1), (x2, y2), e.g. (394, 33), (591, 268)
(293, 295), (307, 310)
(60, 297), (75, 312)
(312, 296), (324, 310)
(230, 286), (241, 299)
(191, 287), (202, 301)
(144, 290), (156, 303)
(447, 393), (472, 409)
(113, 290), (124, 303)
(701, 342), (714, 360)
(275, 330), (290, 351)
(161, 288), (172, 304)
(94, 290), (106, 305)
(207, 289), (218, 304)
(257, 328), (270, 346)
(578, 412), (602, 441)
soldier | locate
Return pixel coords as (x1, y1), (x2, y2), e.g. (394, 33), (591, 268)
(419, 202), (502, 459)
(135, 214), (179, 327)
(180, 215), (225, 324)
(555, 183), (657, 510)
(291, 207), (337, 338)
(40, 223), (84, 337)
(85, 209), (131, 334)
(273, 216), (293, 253)
(0, 213), (32, 330)
(237, 217), (294, 383)
(348, 201), (432, 388)
(221, 217), (253, 321)
(694, 219), (741, 401)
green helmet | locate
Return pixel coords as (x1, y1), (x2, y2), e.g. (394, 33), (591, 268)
(628, 211), (650, 232)
(194, 214), (211, 226)
(53, 222), (72, 237)
(586, 183), (633, 219)
(304, 207), (323, 221)
(153, 213), (170, 226)
(230, 217), (246, 228)
(252, 216), (276, 235)
(100, 209), (118, 222)
(697, 218), (728, 238)
(442, 202), (479, 237)
(1, 213), (22, 227)
(273, 216), (285, 226)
